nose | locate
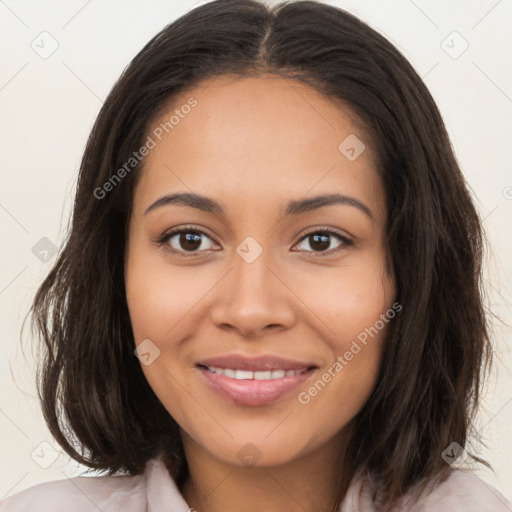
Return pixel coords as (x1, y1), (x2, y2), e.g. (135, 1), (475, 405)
(209, 249), (296, 338)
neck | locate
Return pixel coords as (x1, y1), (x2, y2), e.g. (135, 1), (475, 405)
(179, 428), (354, 512)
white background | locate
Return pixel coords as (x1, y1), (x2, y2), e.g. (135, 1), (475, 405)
(0, 0), (511, 501)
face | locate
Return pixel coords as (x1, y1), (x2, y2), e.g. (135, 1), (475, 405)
(125, 74), (396, 468)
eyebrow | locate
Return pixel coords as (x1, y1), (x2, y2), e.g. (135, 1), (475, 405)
(143, 192), (373, 220)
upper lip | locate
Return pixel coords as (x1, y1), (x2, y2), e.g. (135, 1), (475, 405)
(196, 354), (318, 372)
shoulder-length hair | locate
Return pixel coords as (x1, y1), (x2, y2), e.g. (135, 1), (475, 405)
(29, 0), (492, 510)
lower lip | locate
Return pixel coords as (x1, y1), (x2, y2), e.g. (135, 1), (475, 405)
(197, 366), (316, 407)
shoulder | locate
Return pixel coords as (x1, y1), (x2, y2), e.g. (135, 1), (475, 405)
(346, 468), (512, 511)
(408, 469), (512, 511)
(0, 472), (146, 512)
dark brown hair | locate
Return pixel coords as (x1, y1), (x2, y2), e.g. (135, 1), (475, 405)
(28, 0), (492, 510)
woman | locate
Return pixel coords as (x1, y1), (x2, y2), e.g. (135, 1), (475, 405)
(2, 0), (510, 510)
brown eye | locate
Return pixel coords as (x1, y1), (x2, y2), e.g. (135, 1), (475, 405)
(294, 230), (350, 254)
(159, 228), (218, 254)
(176, 232), (203, 251)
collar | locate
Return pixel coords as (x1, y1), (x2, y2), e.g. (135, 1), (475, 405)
(142, 453), (370, 512)
(144, 455), (192, 512)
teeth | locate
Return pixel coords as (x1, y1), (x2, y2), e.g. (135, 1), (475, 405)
(254, 370), (271, 380)
(205, 366), (307, 380)
(235, 369), (253, 380)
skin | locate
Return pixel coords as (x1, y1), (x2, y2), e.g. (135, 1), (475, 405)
(125, 74), (396, 512)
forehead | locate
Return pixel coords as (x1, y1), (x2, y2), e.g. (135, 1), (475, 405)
(133, 74), (384, 220)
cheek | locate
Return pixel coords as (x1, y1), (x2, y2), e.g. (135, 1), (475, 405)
(295, 257), (394, 344)
(125, 246), (214, 342)
(293, 258), (393, 409)
(124, 249), (197, 423)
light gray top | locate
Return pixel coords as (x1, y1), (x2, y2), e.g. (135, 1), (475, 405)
(1, 455), (511, 511)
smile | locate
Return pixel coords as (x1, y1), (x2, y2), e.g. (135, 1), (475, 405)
(203, 366), (309, 380)
(196, 362), (317, 407)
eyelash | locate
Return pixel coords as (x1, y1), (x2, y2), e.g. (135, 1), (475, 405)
(155, 225), (353, 257)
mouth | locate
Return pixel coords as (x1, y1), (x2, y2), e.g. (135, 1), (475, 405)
(199, 365), (311, 380)
(196, 355), (318, 406)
